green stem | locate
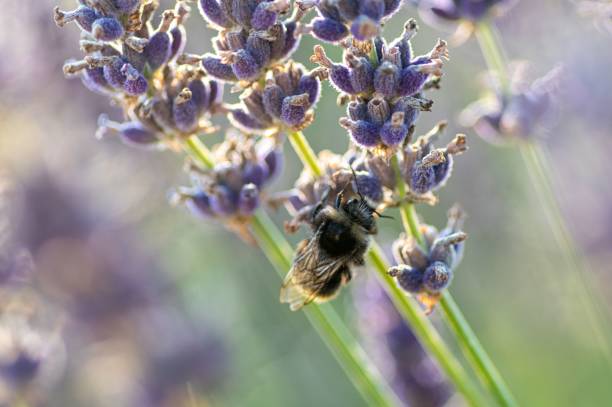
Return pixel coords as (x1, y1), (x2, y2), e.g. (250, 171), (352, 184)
(250, 212), (400, 407)
(182, 134), (400, 407)
(290, 134), (486, 406)
(475, 22), (510, 93)
(287, 131), (323, 177)
(476, 21), (612, 363)
(391, 153), (516, 406)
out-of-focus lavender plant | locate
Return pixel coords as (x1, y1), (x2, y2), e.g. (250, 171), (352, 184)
(460, 64), (562, 145)
(576, 0), (612, 34)
(354, 277), (452, 406)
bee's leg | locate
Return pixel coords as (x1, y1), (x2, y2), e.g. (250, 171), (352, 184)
(342, 266), (353, 283)
(311, 187), (331, 223)
(353, 256), (365, 266)
(335, 191), (344, 209)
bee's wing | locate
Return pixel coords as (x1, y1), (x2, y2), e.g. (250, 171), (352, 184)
(280, 236), (346, 311)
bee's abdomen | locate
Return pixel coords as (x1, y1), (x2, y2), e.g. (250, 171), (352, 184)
(319, 220), (357, 257)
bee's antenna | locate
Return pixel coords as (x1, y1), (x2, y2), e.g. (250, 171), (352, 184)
(348, 162), (365, 201)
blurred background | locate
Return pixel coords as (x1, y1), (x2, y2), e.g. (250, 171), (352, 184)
(1, 0), (611, 405)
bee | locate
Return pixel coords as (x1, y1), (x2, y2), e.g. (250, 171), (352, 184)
(280, 169), (385, 311)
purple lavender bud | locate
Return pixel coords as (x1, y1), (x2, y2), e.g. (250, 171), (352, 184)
(390, 265), (423, 293)
(117, 121), (160, 146)
(170, 26), (187, 60)
(252, 2), (277, 31)
(230, 108), (269, 131)
(242, 162), (266, 187)
(432, 154), (453, 187)
(374, 61), (400, 97)
(103, 58), (127, 88)
(185, 190), (214, 218)
(380, 113), (409, 147)
(173, 91), (198, 133)
(198, 0), (232, 28)
(54, 6), (99, 32)
(263, 147), (283, 181)
(349, 57), (374, 93)
(1, 352), (41, 385)
(92, 17), (124, 41)
(367, 97), (390, 126)
(393, 97), (420, 126)
(298, 74), (321, 105)
(383, 0), (401, 16)
(281, 94), (310, 126)
(281, 21), (300, 59)
(422, 261), (452, 292)
(208, 80), (223, 106)
(340, 119), (380, 147)
(262, 83), (285, 118)
(238, 184), (260, 216)
(347, 101), (367, 120)
(359, 0), (385, 19)
(330, 65), (356, 94)
(112, 0), (141, 13)
(409, 163), (435, 194)
(246, 36), (272, 68)
(209, 185), (237, 216)
(430, 6), (461, 21)
(356, 173), (383, 202)
(122, 64), (148, 95)
(350, 15), (379, 41)
(202, 55), (238, 82)
(82, 67), (109, 93)
(124, 44), (147, 72)
(231, 50), (260, 80)
(312, 18), (350, 42)
(230, 0), (253, 28)
(399, 66), (428, 97)
(188, 80), (209, 111)
(144, 32), (172, 71)
(336, 0), (359, 20)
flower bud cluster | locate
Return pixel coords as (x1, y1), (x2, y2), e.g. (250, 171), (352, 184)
(270, 150), (384, 233)
(228, 62), (326, 133)
(56, 1), (224, 148)
(197, 0), (302, 83)
(306, 0), (402, 42)
(363, 122), (467, 205)
(389, 205), (467, 312)
(460, 66), (561, 144)
(174, 133), (282, 239)
(311, 20), (448, 152)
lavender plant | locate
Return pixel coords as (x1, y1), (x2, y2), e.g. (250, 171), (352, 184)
(52, 0), (520, 405)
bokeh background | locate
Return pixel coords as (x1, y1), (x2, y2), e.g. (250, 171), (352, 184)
(1, 0), (611, 405)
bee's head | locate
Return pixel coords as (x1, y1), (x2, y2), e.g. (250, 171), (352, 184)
(342, 197), (377, 234)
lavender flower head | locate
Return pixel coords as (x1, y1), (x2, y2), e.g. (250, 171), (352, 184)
(460, 64), (562, 145)
(56, 1), (224, 148)
(174, 132), (282, 242)
(310, 20), (448, 153)
(269, 150), (384, 233)
(228, 62), (326, 134)
(361, 122), (467, 207)
(196, 0), (304, 83)
(389, 205), (467, 312)
(304, 0), (403, 42)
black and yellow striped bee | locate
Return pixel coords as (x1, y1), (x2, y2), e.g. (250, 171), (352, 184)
(280, 171), (383, 311)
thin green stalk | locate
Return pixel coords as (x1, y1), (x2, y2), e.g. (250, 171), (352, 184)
(289, 131), (486, 406)
(476, 21), (612, 361)
(391, 153), (517, 406)
(182, 134), (400, 407)
(287, 131), (323, 177)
